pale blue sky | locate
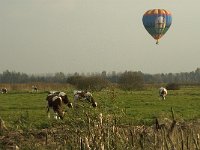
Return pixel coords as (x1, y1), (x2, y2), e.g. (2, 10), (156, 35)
(0, 0), (199, 74)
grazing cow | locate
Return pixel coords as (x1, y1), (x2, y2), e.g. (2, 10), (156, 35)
(74, 90), (97, 107)
(46, 91), (73, 119)
(159, 87), (167, 100)
(32, 85), (38, 93)
(1, 88), (7, 94)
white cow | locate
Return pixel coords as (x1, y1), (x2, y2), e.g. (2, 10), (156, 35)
(159, 87), (167, 100)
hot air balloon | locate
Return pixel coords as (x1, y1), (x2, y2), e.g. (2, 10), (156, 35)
(142, 9), (172, 44)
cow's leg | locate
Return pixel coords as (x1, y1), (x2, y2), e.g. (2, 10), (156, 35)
(58, 111), (65, 120)
(56, 106), (64, 120)
(67, 102), (73, 108)
(161, 95), (165, 100)
(54, 113), (58, 120)
(90, 97), (97, 107)
(52, 105), (58, 119)
(74, 95), (79, 107)
(53, 105), (64, 120)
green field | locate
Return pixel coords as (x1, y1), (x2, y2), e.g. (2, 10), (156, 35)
(1, 85), (200, 149)
(1, 86), (200, 125)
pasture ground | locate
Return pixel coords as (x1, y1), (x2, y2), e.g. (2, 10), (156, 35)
(0, 84), (200, 149)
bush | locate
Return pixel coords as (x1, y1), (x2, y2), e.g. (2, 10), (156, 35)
(67, 75), (110, 91)
(166, 83), (180, 90)
(118, 71), (144, 90)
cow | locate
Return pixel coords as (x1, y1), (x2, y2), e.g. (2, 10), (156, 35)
(46, 91), (73, 119)
(32, 85), (38, 93)
(159, 87), (167, 100)
(74, 90), (97, 107)
(1, 88), (7, 94)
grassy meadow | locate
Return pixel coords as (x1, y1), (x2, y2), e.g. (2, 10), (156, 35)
(0, 83), (200, 149)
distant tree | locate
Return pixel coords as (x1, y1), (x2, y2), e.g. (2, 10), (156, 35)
(1, 68), (200, 85)
(0, 70), (29, 83)
(101, 71), (107, 78)
(54, 72), (67, 83)
(153, 74), (163, 83)
(1, 70), (13, 83)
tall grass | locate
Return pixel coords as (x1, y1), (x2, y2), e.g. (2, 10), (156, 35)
(1, 109), (200, 149)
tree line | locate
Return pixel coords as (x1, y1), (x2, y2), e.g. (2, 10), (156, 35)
(0, 68), (200, 90)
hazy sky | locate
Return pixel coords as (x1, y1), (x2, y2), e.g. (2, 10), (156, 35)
(0, 0), (199, 74)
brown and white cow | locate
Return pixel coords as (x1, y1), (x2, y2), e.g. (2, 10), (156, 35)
(1, 88), (7, 94)
(159, 87), (167, 100)
(32, 85), (38, 93)
(74, 90), (97, 107)
(46, 92), (73, 119)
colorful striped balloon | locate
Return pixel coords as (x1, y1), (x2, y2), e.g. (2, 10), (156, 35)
(142, 9), (172, 44)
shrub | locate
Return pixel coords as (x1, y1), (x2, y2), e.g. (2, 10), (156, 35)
(67, 75), (110, 91)
(166, 83), (180, 90)
(118, 71), (144, 90)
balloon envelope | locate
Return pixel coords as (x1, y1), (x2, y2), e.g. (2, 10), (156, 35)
(142, 9), (172, 44)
